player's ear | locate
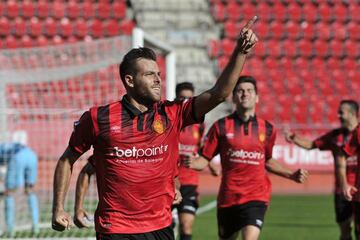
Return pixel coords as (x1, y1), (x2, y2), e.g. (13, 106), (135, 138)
(124, 75), (134, 88)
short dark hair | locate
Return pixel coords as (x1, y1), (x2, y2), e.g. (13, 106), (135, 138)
(233, 75), (258, 95)
(175, 82), (194, 97)
(340, 99), (359, 116)
(119, 47), (157, 83)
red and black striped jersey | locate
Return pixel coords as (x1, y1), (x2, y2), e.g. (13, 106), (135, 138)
(178, 123), (204, 186)
(69, 95), (202, 234)
(314, 128), (357, 194)
(200, 113), (275, 208)
(343, 124), (360, 202)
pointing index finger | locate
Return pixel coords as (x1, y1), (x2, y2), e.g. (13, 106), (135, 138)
(243, 16), (258, 30)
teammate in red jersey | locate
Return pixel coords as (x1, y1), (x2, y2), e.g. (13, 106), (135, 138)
(285, 100), (359, 240)
(186, 76), (308, 240)
(173, 82), (219, 240)
(52, 17), (259, 240)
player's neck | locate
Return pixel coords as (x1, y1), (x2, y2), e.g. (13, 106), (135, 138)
(235, 108), (255, 122)
(124, 94), (154, 113)
(346, 118), (359, 131)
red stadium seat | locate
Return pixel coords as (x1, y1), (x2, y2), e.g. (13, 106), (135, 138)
(286, 21), (301, 40)
(227, 1), (240, 21)
(280, 57), (293, 69)
(318, 3), (333, 22)
(329, 40), (344, 58)
(344, 40), (359, 59)
(37, 0), (50, 19)
(82, 1), (95, 19)
(220, 38), (235, 57)
(253, 41), (267, 58)
(224, 21), (238, 39)
(6, 0), (19, 19)
(74, 18), (88, 38)
(67, 0), (80, 19)
(326, 58), (341, 70)
(297, 39), (313, 58)
(111, 1), (126, 20)
(271, 2), (287, 22)
(104, 20), (119, 37)
(333, 3), (349, 23)
(347, 22), (360, 41)
(241, 2), (256, 21)
(315, 22), (332, 41)
(13, 17), (26, 37)
(119, 20), (135, 35)
(211, 2), (226, 22)
(20, 35), (34, 48)
(256, 2), (272, 22)
(348, 4), (360, 22)
(287, 2), (303, 22)
(52, 35), (64, 45)
(270, 21), (284, 39)
(28, 17), (43, 37)
(313, 39), (329, 58)
(302, 3), (318, 23)
(311, 57), (326, 71)
(293, 57), (309, 71)
(89, 19), (103, 38)
(301, 21), (315, 40)
(44, 17), (57, 37)
(332, 70), (348, 95)
(331, 22), (347, 41)
(52, 1), (66, 19)
(342, 58), (357, 70)
(59, 17), (73, 37)
(36, 35), (49, 47)
(97, 2), (111, 19)
(0, 17), (11, 36)
(254, 21), (270, 39)
(265, 39), (282, 58)
(208, 39), (219, 58)
(4, 35), (18, 49)
(22, 0), (35, 19)
(282, 39), (297, 58)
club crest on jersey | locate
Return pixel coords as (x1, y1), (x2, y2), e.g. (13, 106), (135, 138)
(259, 133), (266, 142)
(153, 119), (164, 134)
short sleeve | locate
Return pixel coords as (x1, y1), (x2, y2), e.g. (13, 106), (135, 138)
(199, 123), (220, 161)
(265, 128), (277, 160)
(343, 127), (360, 157)
(68, 111), (96, 154)
(313, 131), (334, 150)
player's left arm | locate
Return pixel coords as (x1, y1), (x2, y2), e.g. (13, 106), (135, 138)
(74, 162), (95, 228)
(265, 158), (308, 183)
(173, 177), (182, 205)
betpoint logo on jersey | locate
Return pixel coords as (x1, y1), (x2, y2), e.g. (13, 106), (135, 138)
(228, 148), (264, 160)
(111, 145), (169, 158)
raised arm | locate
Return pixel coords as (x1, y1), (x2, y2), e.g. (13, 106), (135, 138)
(284, 130), (315, 150)
(193, 16), (258, 120)
(265, 158), (308, 183)
(52, 146), (81, 231)
(74, 162), (95, 228)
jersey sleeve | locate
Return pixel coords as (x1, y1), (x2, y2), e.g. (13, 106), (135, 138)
(343, 127), (359, 157)
(199, 123), (220, 161)
(68, 111), (96, 154)
(265, 128), (277, 160)
(313, 131), (335, 150)
(165, 97), (204, 130)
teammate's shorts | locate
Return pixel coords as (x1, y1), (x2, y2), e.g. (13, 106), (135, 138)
(6, 147), (38, 189)
(334, 193), (353, 223)
(96, 226), (174, 240)
(174, 185), (199, 215)
(217, 201), (267, 239)
(353, 202), (360, 237)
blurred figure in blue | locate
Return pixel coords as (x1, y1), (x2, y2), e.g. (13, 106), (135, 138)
(0, 143), (39, 237)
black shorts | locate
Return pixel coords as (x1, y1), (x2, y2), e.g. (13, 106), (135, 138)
(353, 202), (360, 231)
(217, 201), (267, 239)
(96, 226), (174, 240)
(334, 193), (353, 223)
(174, 185), (199, 215)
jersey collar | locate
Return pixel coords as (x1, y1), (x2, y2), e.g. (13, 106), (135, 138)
(121, 95), (155, 118)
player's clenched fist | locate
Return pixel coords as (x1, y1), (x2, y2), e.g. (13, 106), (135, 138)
(237, 16), (258, 54)
(52, 209), (74, 231)
(290, 169), (309, 183)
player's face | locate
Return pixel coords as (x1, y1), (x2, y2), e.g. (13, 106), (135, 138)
(177, 89), (194, 99)
(338, 103), (353, 127)
(233, 82), (258, 110)
(131, 58), (162, 103)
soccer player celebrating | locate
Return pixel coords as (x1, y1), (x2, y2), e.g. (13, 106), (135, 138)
(173, 82), (219, 240)
(52, 17), (258, 239)
(285, 100), (359, 240)
(186, 76), (308, 240)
